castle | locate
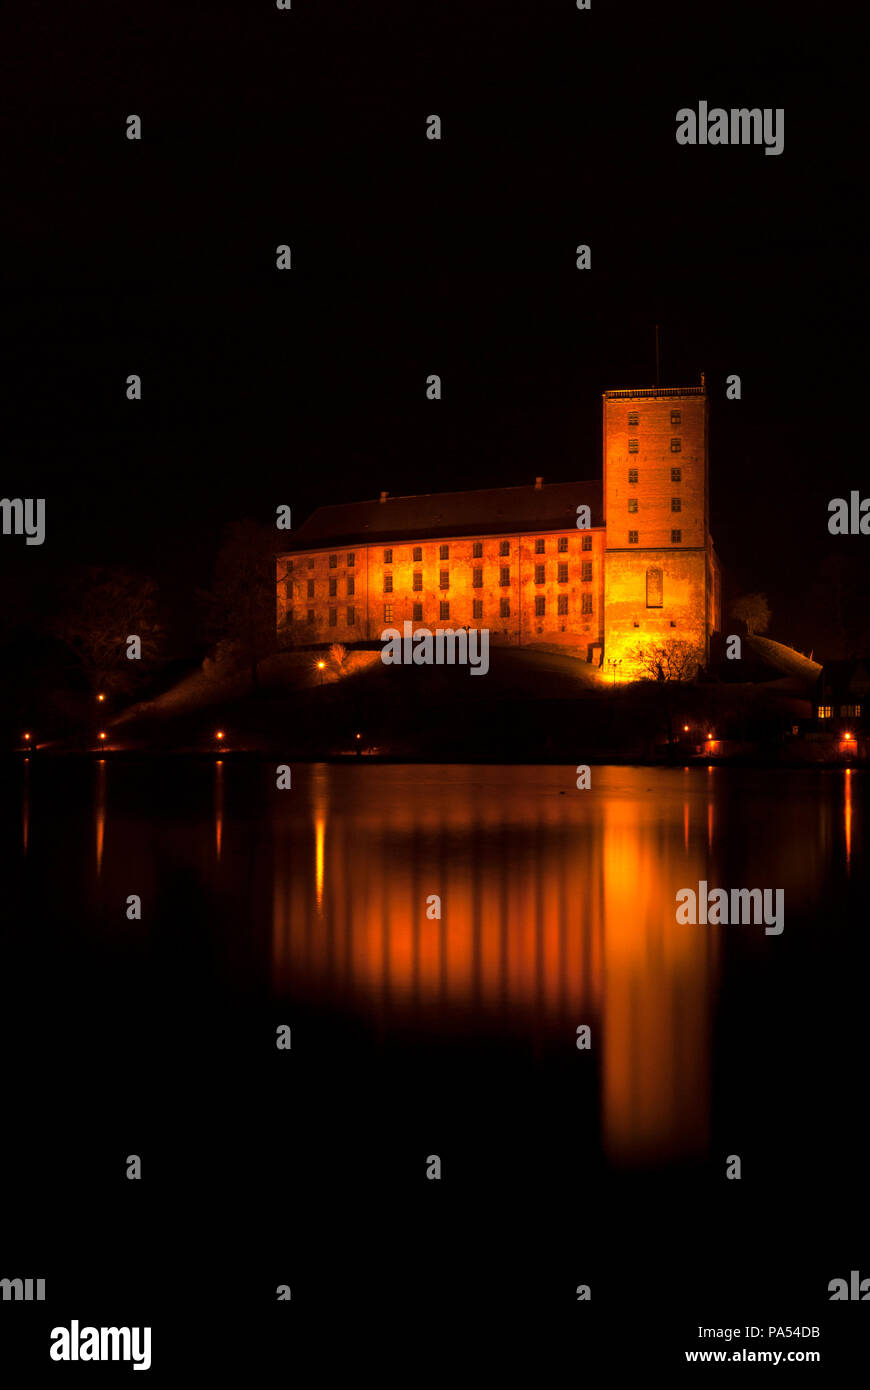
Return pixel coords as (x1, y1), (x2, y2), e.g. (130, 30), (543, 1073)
(276, 379), (721, 680)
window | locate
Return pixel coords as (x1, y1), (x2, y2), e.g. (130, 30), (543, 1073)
(628, 439), (638, 453)
(818, 706), (832, 719)
(628, 468), (638, 485)
(307, 609), (314, 624)
(500, 566), (510, 586)
(347, 575), (355, 595)
(440, 544), (449, 560)
(329, 608), (337, 626)
(646, 566), (663, 608)
(581, 594), (593, 615)
(347, 606), (356, 625)
(841, 704), (862, 717)
(384, 604), (393, 623)
(558, 595), (569, 615)
(535, 564), (545, 584)
(440, 601), (450, 620)
(582, 561), (592, 582)
(329, 554), (337, 568)
(347, 552), (355, 566)
(499, 540), (510, 556)
(671, 498), (681, 512)
(535, 596), (545, 617)
(558, 562), (568, 583)
(670, 439), (681, 453)
(558, 536), (568, 552)
(671, 529), (682, 543)
(473, 599), (483, 619)
(412, 572), (422, 591)
(307, 579), (315, 598)
(473, 567), (483, 588)
(413, 546), (422, 562)
(439, 569), (449, 589)
(329, 577), (337, 596)
(671, 410), (681, 426)
(628, 411), (639, 426)
(412, 603), (423, 621)
(384, 548), (393, 564)
(671, 467), (681, 483)
(628, 498), (638, 513)
(473, 541), (483, 558)
(535, 538), (545, 554)
(582, 534), (592, 552)
(500, 597), (510, 618)
(383, 574), (393, 593)
(308, 558), (314, 569)
(628, 531), (639, 544)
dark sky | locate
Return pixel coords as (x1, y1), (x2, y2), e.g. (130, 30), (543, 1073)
(1, 1), (864, 653)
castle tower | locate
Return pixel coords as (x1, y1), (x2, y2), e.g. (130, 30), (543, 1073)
(602, 378), (720, 680)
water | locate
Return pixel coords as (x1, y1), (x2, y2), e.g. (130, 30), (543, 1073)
(1, 761), (866, 1360)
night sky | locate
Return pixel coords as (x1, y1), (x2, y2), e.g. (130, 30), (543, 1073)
(2, 1), (863, 654)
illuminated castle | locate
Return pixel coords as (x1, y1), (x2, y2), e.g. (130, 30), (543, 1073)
(276, 378), (721, 679)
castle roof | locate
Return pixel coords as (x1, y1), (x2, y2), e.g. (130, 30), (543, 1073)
(280, 480), (603, 552)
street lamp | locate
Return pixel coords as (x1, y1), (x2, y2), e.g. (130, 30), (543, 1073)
(97, 693), (105, 703)
(98, 731), (107, 742)
(215, 730), (225, 743)
(608, 658), (622, 688)
(317, 660), (326, 686)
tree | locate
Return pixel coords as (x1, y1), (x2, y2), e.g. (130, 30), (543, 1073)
(630, 637), (706, 744)
(199, 520), (277, 689)
(53, 567), (162, 697)
(729, 592), (771, 636)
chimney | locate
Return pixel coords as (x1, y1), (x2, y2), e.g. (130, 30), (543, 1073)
(535, 476), (543, 489)
(380, 491), (388, 503)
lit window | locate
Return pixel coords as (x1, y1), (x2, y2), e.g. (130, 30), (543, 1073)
(383, 574), (393, 593)
(628, 439), (639, 453)
(473, 567), (483, 588)
(817, 706), (832, 719)
(581, 534), (592, 552)
(500, 597), (510, 617)
(558, 562), (568, 583)
(535, 596), (545, 617)
(500, 566), (510, 586)
(439, 570), (449, 590)
(670, 439), (681, 453)
(473, 541), (483, 558)
(384, 604), (393, 622)
(582, 562), (592, 582)
(671, 467), (681, 483)
(440, 601), (450, 620)
(628, 531), (639, 544)
(384, 548), (393, 564)
(581, 594), (593, 615)
(558, 536), (568, 552)
(412, 572), (422, 591)
(535, 538), (545, 554)
(413, 546), (422, 562)
(535, 564), (545, 584)
(671, 498), (681, 512)
(628, 468), (638, 484)
(473, 599), (483, 619)
(671, 529), (682, 543)
(841, 704), (862, 717)
(558, 595), (569, 615)
(628, 498), (638, 513)
(440, 544), (449, 560)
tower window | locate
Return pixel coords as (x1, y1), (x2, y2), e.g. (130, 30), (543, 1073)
(383, 574), (393, 593)
(671, 498), (681, 512)
(628, 498), (638, 513)
(671, 467), (681, 482)
(473, 541), (483, 558)
(628, 531), (639, 544)
(440, 544), (449, 560)
(628, 468), (638, 484)
(440, 601), (450, 620)
(500, 597), (510, 618)
(628, 439), (639, 453)
(558, 595), (569, 615)
(670, 439), (681, 453)
(535, 564), (545, 584)
(473, 567), (483, 588)
(473, 599), (483, 619)
(412, 572), (422, 591)
(500, 566), (510, 586)
(628, 411), (639, 426)
(500, 540), (510, 556)
(535, 596), (545, 617)
(646, 566), (663, 608)
(558, 536), (568, 552)
(412, 603), (423, 621)
(384, 548), (393, 564)
(535, 538), (545, 554)
(413, 546), (422, 562)
(581, 594), (593, 615)
(671, 410), (681, 426)
(384, 604), (393, 623)
(671, 529), (682, 543)
(582, 534), (592, 552)
(558, 562), (568, 583)
(582, 562), (592, 582)
(439, 570), (449, 589)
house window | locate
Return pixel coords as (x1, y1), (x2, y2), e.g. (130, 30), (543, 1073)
(628, 498), (638, 513)
(535, 596), (545, 617)
(440, 570), (449, 589)
(500, 541), (510, 556)
(473, 599), (483, 619)
(412, 572), (422, 591)
(558, 594), (569, 615)
(628, 439), (638, 453)
(581, 594), (593, 615)
(412, 603), (423, 621)
(384, 574), (393, 593)
(535, 538), (545, 554)
(841, 704), (862, 717)
(646, 566), (663, 608)
(628, 531), (639, 544)
(329, 577), (337, 596)
(628, 468), (638, 484)
(329, 554), (337, 568)
(582, 561), (592, 582)
(307, 579), (315, 598)
(558, 562), (568, 583)
(671, 498), (681, 512)
(347, 552), (355, 566)
(413, 546), (422, 562)
(440, 601), (450, 620)
(582, 534), (592, 552)
(347, 575), (355, 595)
(384, 548), (393, 564)
(671, 467), (681, 483)
(670, 439), (681, 453)
(671, 410), (681, 426)
(307, 609), (314, 623)
(671, 529), (682, 543)
(473, 567), (483, 588)
(440, 544), (449, 560)
(347, 606), (356, 625)
(473, 541), (483, 558)
(558, 536), (568, 552)
(329, 608), (337, 626)
(500, 597), (510, 617)
(628, 411), (639, 426)
(384, 604), (393, 623)
(817, 706), (832, 719)
(535, 564), (545, 584)
(500, 566), (510, 586)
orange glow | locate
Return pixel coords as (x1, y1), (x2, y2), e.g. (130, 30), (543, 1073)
(215, 730), (225, 741)
(98, 731), (107, 741)
(95, 759), (106, 874)
(683, 724), (689, 732)
(97, 693), (105, 702)
(23, 732), (31, 741)
(843, 731), (852, 741)
(844, 768), (852, 871)
(214, 760), (224, 860)
(317, 660), (325, 669)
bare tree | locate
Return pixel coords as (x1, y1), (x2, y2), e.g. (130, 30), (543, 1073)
(729, 592), (771, 636)
(53, 567), (162, 696)
(632, 638), (705, 684)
